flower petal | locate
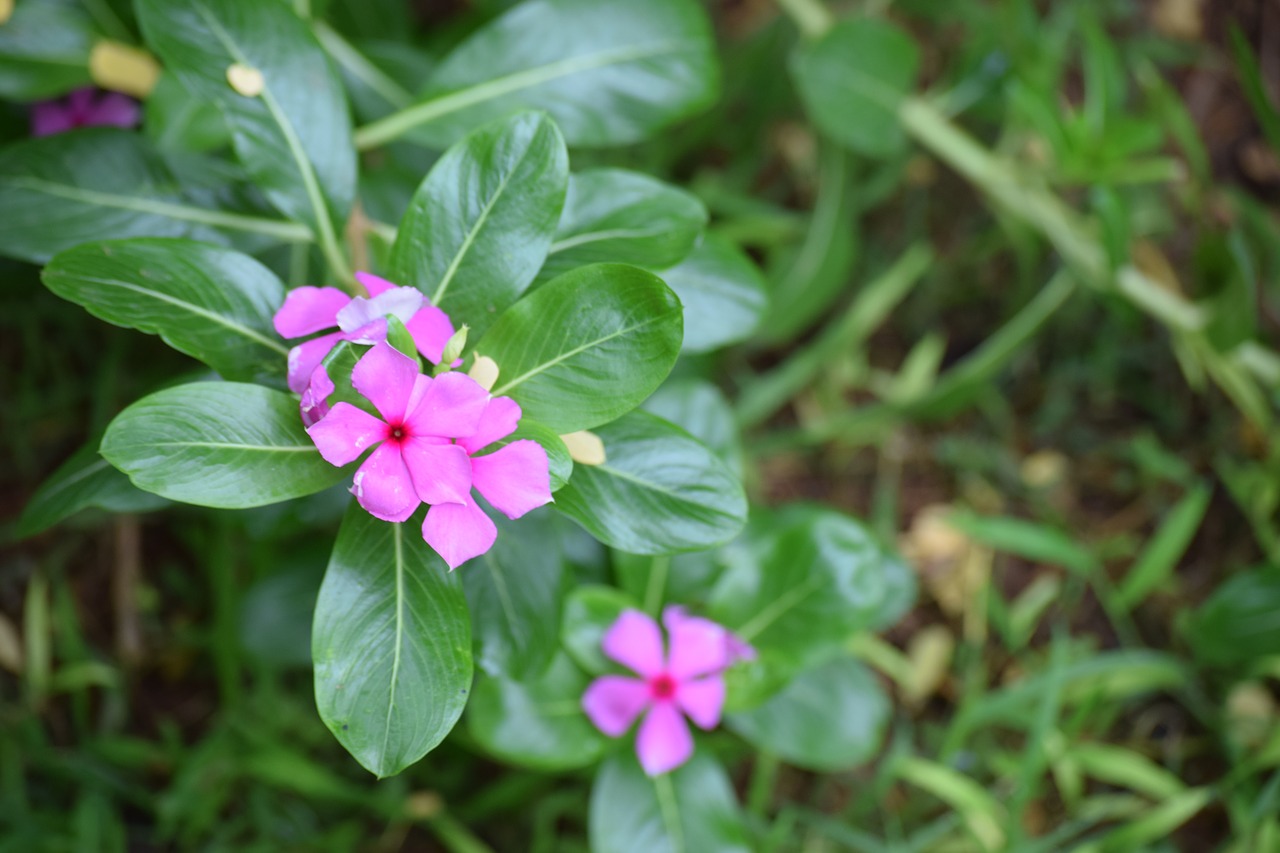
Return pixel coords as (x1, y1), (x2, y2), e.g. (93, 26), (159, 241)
(286, 331), (344, 393)
(342, 317), (388, 346)
(471, 440), (551, 519)
(31, 102), (72, 136)
(354, 271), (398, 297)
(335, 286), (425, 333)
(405, 371), (489, 439)
(306, 402), (386, 466)
(273, 286), (350, 338)
(300, 364), (335, 427)
(405, 305), (456, 364)
(421, 497), (496, 569)
(403, 438), (473, 506)
(582, 675), (651, 737)
(86, 92), (140, 128)
(636, 702), (694, 776)
(351, 341), (419, 423)
(663, 606), (739, 680)
(602, 610), (665, 678)
(351, 442), (420, 523)
(459, 396), (522, 455)
(675, 676), (724, 730)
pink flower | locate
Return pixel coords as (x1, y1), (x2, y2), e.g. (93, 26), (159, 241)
(306, 341), (489, 524)
(422, 396), (552, 569)
(582, 607), (754, 776)
(272, 271), (458, 394)
(32, 88), (140, 136)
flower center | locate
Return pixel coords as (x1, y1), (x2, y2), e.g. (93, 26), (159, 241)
(649, 673), (677, 701)
(387, 422), (409, 443)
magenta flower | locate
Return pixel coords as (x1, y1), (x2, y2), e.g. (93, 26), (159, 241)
(32, 88), (140, 136)
(272, 271), (458, 394)
(422, 395), (552, 569)
(306, 341), (490, 524)
(582, 607), (753, 776)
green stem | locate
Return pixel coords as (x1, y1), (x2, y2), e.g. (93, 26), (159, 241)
(748, 752), (780, 819)
(426, 813), (496, 853)
(775, 0), (834, 38)
(314, 21), (413, 109)
(643, 555), (670, 616)
(654, 773), (686, 853)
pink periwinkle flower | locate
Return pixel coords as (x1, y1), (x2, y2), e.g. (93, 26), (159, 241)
(582, 607), (754, 776)
(422, 395), (553, 569)
(272, 271), (458, 395)
(31, 88), (140, 136)
(307, 341), (485, 522)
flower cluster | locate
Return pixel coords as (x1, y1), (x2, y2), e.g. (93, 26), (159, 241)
(583, 607), (754, 776)
(274, 275), (551, 568)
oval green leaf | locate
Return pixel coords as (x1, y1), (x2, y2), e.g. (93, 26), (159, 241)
(0, 130), (305, 264)
(313, 505), (472, 778)
(479, 264), (683, 433)
(42, 238), (288, 384)
(589, 752), (751, 853)
(0, 0), (93, 99)
(537, 168), (707, 285)
(137, 0), (356, 234)
(659, 234), (767, 354)
(466, 651), (604, 771)
(790, 18), (920, 158)
(358, 0), (718, 149)
(727, 657), (889, 772)
(554, 411), (747, 555)
(100, 382), (346, 507)
(390, 111), (568, 339)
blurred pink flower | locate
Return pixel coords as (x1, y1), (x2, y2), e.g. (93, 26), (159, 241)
(272, 271), (457, 394)
(31, 88), (139, 136)
(421, 395), (551, 569)
(307, 341), (488, 523)
(582, 607), (753, 776)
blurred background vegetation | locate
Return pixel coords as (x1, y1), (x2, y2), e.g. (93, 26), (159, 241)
(5, 0), (1280, 849)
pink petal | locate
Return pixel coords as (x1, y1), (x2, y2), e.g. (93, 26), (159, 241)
(273, 286), (350, 338)
(471, 440), (551, 519)
(31, 102), (72, 136)
(300, 364), (335, 427)
(286, 331), (344, 394)
(351, 442), (420, 523)
(351, 341), (419, 423)
(354, 271), (398, 297)
(421, 497), (496, 569)
(582, 675), (651, 737)
(404, 371), (489, 439)
(306, 402), (386, 466)
(459, 396), (522, 455)
(341, 317), (388, 346)
(675, 676), (724, 730)
(335, 286), (425, 333)
(85, 92), (140, 128)
(602, 610), (665, 678)
(405, 305), (456, 364)
(402, 438), (473, 506)
(67, 88), (95, 116)
(636, 702), (694, 776)
(663, 606), (737, 680)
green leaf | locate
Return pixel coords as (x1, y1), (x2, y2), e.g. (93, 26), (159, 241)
(479, 264), (683, 433)
(537, 168), (707, 285)
(0, 130), (308, 264)
(137, 0), (356, 237)
(1187, 565), (1280, 666)
(1116, 483), (1212, 610)
(100, 382), (346, 508)
(790, 18), (920, 158)
(239, 562), (324, 670)
(462, 507), (567, 679)
(17, 437), (168, 538)
(589, 752), (751, 853)
(947, 511), (1097, 575)
(313, 504), (472, 778)
(727, 658), (889, 772)
(642, 378), (742, 476)
(659, 234), (767, 354)
(390, 111), (568, 339)
(357, 0), (719, 149)
(561, 584), (637, 676)
(42, 239), (288, 384)
(554, 411), (747, 555)
(466, 651), (604, 770)
(144, 73), (232, 153)
(0, 0), (93, 99)
(709, 506), (911, 665)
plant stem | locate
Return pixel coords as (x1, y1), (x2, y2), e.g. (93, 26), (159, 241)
(654, 773), (686, 853)
(643, 555), (670, 616)
(314, 21), (413, 109)
(776, 0), (833, 38)
(426, 813), (496, 853)
(748, 752), (780, 819)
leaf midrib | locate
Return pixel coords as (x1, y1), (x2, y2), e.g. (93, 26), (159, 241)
(548, 224), (671, 255)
